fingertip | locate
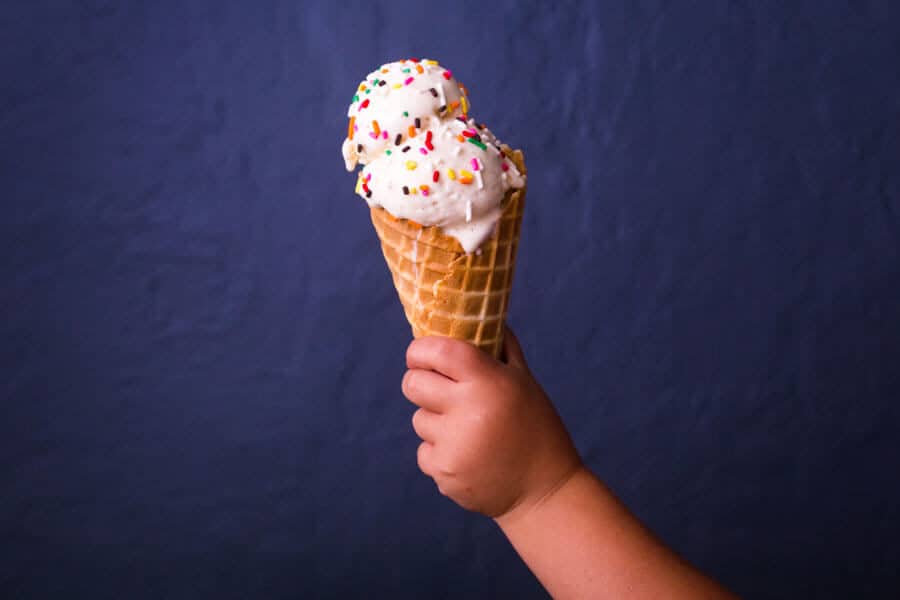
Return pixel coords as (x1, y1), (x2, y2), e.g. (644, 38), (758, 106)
(407, 335), (486, 380)
(401, 368), (429, 404)
(416, 440), (435, 476)
(411, 407), (441, 442)
(406, 336), (450, 367)
(405, 337), (421, 369)
(401, 368), (454, 412)
(401, 369), (415, 399)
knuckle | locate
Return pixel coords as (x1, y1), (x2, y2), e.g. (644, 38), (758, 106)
(432, 335), (473, 364)
(430, 336), (457, 362)
(461, 383), (503, 419)
(440, 456), (462, 477)
(493, 376), (523, 408)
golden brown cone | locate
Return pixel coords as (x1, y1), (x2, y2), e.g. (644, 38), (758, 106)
(369, 147), (526, 358)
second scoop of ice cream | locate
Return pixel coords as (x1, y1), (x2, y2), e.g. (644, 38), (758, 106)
(356, 117), (525, 254)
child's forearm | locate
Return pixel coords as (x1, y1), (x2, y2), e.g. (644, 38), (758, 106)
(495, 466), (737, 600)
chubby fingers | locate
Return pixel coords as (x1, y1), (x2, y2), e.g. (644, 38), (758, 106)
(417, 441), (437, 477)
(411, 407), (442, 442)
(402, 368), (454, 413)
(407, 336), (494, 381)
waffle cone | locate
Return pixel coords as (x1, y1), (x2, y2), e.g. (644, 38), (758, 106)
(370, 147), (526, 358)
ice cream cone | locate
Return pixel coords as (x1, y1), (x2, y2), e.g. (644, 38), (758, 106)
(370, 148), (526, 358)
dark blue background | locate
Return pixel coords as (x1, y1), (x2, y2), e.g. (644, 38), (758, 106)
(3, 1), (900, 598)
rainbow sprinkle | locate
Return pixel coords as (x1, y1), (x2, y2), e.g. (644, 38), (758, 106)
(347, 117), (355, 140)
(405, 161), (417, 170)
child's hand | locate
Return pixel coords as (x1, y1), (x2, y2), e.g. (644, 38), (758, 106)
(403, 329), (738, 599)
(402, 328), (582, 518)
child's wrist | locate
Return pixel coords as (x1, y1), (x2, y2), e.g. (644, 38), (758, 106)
(494, 461), (588, 528)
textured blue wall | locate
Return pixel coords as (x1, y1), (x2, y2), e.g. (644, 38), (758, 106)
(3, 1), (900, 598)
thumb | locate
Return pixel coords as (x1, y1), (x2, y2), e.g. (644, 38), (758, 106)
(501, 325), (529, 372)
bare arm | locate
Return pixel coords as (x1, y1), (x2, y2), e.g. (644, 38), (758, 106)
(496, 466), (737, 599)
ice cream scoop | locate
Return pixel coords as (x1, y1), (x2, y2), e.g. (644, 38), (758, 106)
(342, 58), (469, 171)
(355, 117), (525, 253)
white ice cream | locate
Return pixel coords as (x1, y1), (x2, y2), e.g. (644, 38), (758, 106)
(342, 59), (468, 171)
(342, 59), (525, 254)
